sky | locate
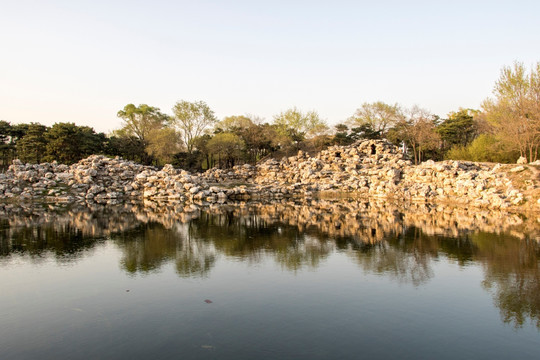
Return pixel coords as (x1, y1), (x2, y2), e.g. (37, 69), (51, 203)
(1, 0), (539, 133)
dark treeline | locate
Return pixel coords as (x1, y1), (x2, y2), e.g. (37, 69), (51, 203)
(2, 61), (538, 169)
(0, 121), (114, 168)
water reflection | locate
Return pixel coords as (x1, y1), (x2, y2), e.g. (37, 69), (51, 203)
(0, 199), (539, 329)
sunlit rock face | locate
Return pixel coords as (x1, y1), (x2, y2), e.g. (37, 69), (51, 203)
(0, 140), (537, 210)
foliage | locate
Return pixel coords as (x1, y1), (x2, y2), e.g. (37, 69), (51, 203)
(146, 128), (183, 165)
(216, 115), (254, 133)
(207, 132), (245, 168)
(105, 135), (146, 163)
(273, 107), (328, 146)
(239, 122), (278, 163)
(172, 100), (217, 153)
(482, 61), (540, 162)
(445, 134), (518, 163)
(116, 104), (171, 164)
(17, 123), (48, 164)
(348, 101), (404, 136)
(387, 106), (440, 164)
(116, 104), (170, 143)
(331, 123), (381, 145)
(437, 108), (479, 150)
(0, 121), (21, 167)
(44, 123), (106, 164)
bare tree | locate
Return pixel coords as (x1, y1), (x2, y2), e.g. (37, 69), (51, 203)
(389, 106), (440, 164)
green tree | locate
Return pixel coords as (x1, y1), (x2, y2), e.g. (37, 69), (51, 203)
(9, 123), (29, 163)
(116, 104), (171, 164)
(333, 123), (352, 145)
(0, 121), (14, 167)
(16, 123), (48, 164)
(482, 61), (540, 162)
(191, 134), (213, 169)
(117, 104), (170, 144)
(146, 128), (183, 165)
(445, 134), (518, 163)
(437, 109), (479, 150)
(207, 132), (245, 168)
(348, 101), (404, 136)
(216, 115), (254, 133)
(105, 135), (146, 163)
(172, 100), (217, 153)
(217, 116), (278, 163)
(273, 107), (328, 150)
(44, 123), (105, 164)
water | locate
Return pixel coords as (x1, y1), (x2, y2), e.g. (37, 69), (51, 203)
(1, 200), (539, 359)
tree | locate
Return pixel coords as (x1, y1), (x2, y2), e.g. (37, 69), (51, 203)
(117, 104), (170, 144)
(215, 116), (277, 163)
(482, 61), (540, 162)
(172, 100), (217, 153)
(105, 135), (146, 163)
(216, 115), (254, 133)
(0, 121), (14, 167)
(333, 124), (352, 145)
(16, 123), (48, 164)
(191, 134), (213, 169)
(437, 109), (479, 150)
(44, 123), (105, 164)
(445, 134), (518, 163)
(146, 128), (183, 165)
(348, 101), (404, 136)
(241, 123), (278, 163)
(116, 104), (171, 164)
(388, 106), (440, 164)
(273, 107), (328, 147)
(207, 132), (245, 168)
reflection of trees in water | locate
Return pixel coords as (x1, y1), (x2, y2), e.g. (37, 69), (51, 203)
(187, 211), (334, 271)
(1, 200), (540, 329)
(113, 222), (216, 278)
(0, 218), (104, 264)
(475, 232), (540, 329)
(346, 229), (437, 286)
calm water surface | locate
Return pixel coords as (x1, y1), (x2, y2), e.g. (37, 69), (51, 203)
(1, 200), (539, 359)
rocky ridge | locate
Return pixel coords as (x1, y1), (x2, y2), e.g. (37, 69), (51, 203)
(0, 140), (538, 210)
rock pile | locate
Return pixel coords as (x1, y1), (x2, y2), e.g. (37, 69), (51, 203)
(0, 140), (536, 210)
(254, 141), (409, 192)
(399, 160), (523, 208)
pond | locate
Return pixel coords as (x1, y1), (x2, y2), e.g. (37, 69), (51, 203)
(1, 199), (539, 359)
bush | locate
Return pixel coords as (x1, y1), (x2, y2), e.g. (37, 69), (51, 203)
(445, 134), (519, 163)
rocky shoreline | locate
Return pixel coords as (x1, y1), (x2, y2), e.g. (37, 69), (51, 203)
(1, 140), (538, 211)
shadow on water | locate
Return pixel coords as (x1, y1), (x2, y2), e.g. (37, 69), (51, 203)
(0, 199), (539, 329)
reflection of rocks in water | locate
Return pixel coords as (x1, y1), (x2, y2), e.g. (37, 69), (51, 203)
(1, 199), (540, 329)
(0, 199), (538, 265)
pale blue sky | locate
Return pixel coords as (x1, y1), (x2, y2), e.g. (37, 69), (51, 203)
(1, 0), (539, 133)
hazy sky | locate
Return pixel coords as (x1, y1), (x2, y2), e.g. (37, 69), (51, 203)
(1, 0), (539, 133)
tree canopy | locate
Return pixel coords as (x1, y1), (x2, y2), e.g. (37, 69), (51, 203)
(172, 100), (217, 153)
(348, 102), (404, 136)
(273, 107), (328, 148)
(482, 62), (540, 161)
